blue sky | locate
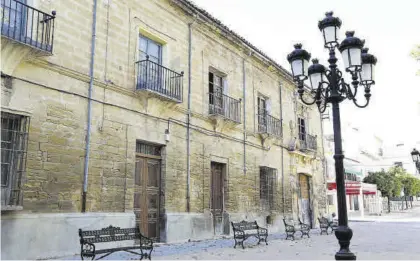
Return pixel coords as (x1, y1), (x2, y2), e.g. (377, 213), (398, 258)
(191, 0), (420, 146)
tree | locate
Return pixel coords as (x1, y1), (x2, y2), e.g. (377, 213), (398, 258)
(387, 166), (404, 197)
(363, 170), (394, 212)
(411, 44), (420, 75)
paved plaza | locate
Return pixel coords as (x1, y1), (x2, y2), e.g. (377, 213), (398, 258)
(59, 207), (420, 260)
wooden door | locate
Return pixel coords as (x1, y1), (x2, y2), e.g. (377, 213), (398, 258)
(211, 162), (224, 235)
(134, 156), (160, 240)
(299, 174), (311, 227)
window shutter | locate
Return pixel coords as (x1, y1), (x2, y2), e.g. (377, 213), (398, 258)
(266, 99), (271, 113)
(223, 78), (228, 94)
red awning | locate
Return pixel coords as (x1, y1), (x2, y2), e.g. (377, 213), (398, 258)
(327, 181), (364, 195)
(363, 191), (376, 195)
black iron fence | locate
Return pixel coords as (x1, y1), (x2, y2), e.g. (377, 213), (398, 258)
(1, 0), (56, 53)
(299, 134), (317, 151)
(136, 57), (184, 102)
(209, 92), (241, 123)
(258, 111), (282, 137)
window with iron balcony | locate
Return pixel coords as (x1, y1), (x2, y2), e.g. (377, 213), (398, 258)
(208, 71), (241, 123)
(257, 96), (282, 137)
(135, 35), (184, 102)
(298, 117), (317, 151)
(1, 0), (56, 54)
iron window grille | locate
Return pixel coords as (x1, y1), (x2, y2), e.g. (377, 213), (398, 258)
(1, 0), (56, 53)
(260, 166), (277, 211)
(1, 112), (29, 208)
(136, 142), (161, 156)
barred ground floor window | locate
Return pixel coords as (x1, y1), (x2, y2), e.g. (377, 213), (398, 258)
(259, 166), (277, 211)
(1, 112), (29, 209)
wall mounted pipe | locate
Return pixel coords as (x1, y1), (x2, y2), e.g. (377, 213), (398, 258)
(82, 0), (98, 213)
(243, 58), (246, 175)
(280, 82), (285, 215)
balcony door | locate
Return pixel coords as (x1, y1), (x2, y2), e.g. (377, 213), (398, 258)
(209, 72), (224, 116)
(1, 0), (26, 40)
(138, 35), (162, 91)
(298, 117), (306, 142)
(258, 96), (268, 132)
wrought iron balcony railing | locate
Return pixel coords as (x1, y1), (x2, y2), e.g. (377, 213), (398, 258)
(258, 111), (282, 137)
(136, 57), (184, 102)
(299, 133), (317, 151)
(209, 92), (241, 123)
(1, 0), (56, 53)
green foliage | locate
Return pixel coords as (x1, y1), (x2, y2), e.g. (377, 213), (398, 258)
(363, 170), (393, 197)
(363, 166), (420, 197)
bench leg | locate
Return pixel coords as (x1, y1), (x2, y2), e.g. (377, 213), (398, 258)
(301, 230), (310, 238)
(285, 232), (295, 241)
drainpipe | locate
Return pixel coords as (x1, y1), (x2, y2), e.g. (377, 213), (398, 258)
(280, 82), (285, 215)
(186, 18), (195, 213)
(242, 58), (246, 175)
(82, 0), (98, 213)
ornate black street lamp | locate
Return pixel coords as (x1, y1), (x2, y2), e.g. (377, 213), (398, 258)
(411, 148), (420, 174)
(287, 12), (377, 260)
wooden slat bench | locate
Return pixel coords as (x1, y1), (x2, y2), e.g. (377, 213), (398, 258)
(231, 220), (268, 249)
(79, 225), (153, 260)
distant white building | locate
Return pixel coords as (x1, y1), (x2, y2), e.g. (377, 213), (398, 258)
(381, 142), (420, 176)
(323, 120), (383, 217)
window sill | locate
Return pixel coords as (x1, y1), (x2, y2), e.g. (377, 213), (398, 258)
(1, 205), (23, 211)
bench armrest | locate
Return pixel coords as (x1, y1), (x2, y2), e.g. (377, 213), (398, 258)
(300, 223), (310, 230)
(257, 227), (268, 234)
(140, 234), (154, 246)
(284, 224), (295, 232)
(81, 242), (95, 256)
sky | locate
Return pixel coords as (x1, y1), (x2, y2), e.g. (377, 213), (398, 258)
(191, 0), (420, 147)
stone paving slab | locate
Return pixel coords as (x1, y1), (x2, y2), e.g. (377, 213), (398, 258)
(58, 221), (420, 260)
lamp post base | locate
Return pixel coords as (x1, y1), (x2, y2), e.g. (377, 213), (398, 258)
(335, 226), (356, 260)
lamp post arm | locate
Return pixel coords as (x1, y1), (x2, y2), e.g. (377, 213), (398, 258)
(297, 80), (318, 105)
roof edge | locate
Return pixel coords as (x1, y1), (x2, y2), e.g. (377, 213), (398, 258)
(172, 0), (295, 83)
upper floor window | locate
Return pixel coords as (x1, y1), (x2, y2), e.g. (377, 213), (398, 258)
(298, 117), (306, 141)
(208, 70), (241, 123)
(209, 71), (224, 101)
(139, 35), (162, 64)
(394, 162), (403, 168)
(135, 34), (183, 102)
(257, 96), (267, 129)
(1, 112), (29, 209)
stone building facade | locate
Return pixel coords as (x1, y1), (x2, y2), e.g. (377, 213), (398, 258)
(1, 0), (326, 259)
